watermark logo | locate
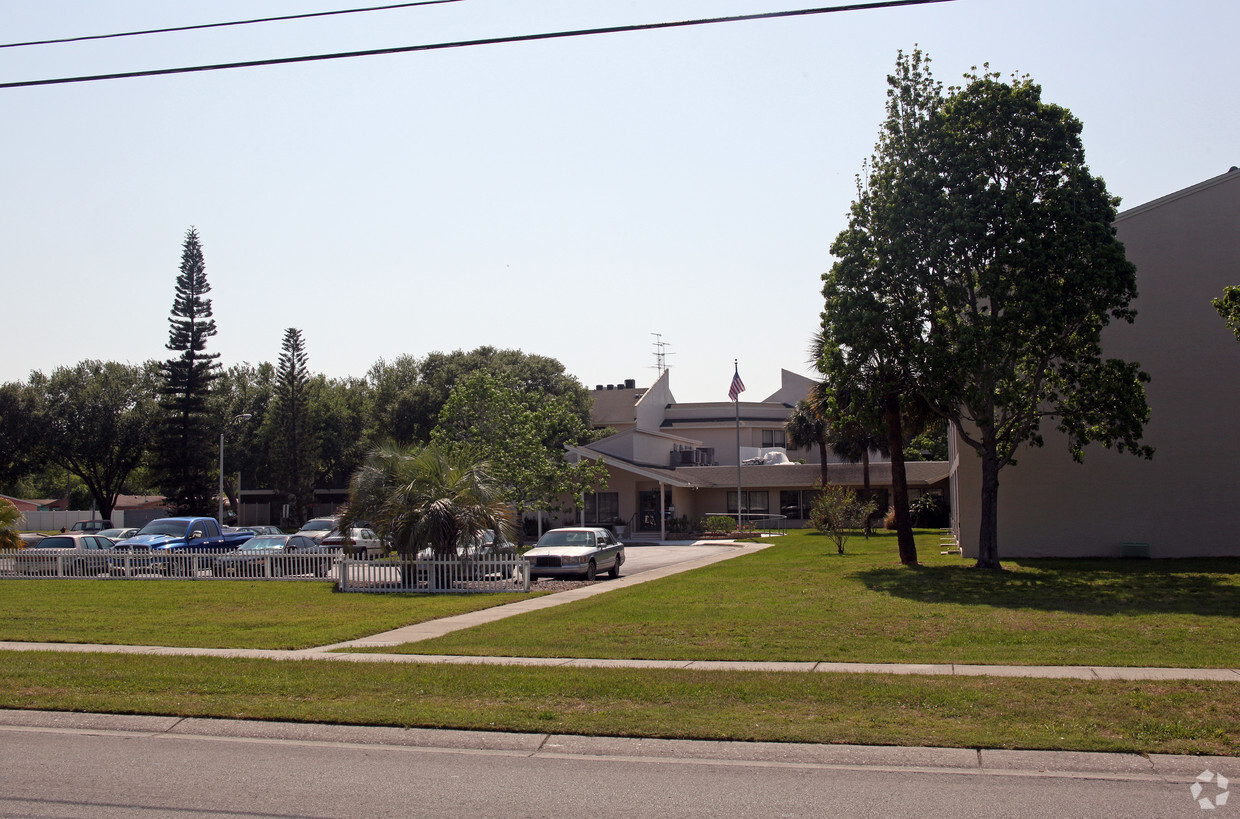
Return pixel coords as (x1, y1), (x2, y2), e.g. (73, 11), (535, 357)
(1191, 770), (1229, 810)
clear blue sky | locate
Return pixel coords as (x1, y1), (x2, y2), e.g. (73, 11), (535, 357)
(2, 0), (1236, 402)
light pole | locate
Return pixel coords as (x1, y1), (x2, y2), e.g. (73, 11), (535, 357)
(218, 413), (252, 527)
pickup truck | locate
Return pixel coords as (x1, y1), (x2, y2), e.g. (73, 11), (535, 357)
(111, 517), (255, 576)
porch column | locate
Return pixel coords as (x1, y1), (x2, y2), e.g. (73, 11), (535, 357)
(659, 480), (666, 542)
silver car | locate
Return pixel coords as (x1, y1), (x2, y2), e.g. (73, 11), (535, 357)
(13, 533), (115, 576)
(523, 527), (624, 581)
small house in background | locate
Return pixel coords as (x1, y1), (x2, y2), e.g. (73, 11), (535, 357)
(950, 168), (1240, 558)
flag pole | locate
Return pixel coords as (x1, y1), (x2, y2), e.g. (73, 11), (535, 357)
(733, 360), (741, 534)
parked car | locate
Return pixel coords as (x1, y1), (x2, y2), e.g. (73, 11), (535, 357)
(69, 519), (113, 532)
(209, 534), (334, 578)
(12, 533), (115, 576)
(17, 532), (45, 547)
(238, 525), (285, 536)
(414, 529), (519, 582)
(523, 527), (624, 581)
(294, 517), (340, 543)
(321, 527), (383, 557)
(97, 527), (139, 541)
(114, 517), (255, 576)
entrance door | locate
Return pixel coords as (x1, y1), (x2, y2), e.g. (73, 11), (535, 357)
(637, 489), (672, 531)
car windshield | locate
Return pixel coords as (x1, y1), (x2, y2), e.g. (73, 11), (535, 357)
(300, 520), (335, 532)
(138, 521), (188, 537)
(535, 531), (594, 548)
(31, 536), (74, 549)
(240, 536), (286, 551)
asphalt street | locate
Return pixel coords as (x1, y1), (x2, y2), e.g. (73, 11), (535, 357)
(0, 712), (1229, 819)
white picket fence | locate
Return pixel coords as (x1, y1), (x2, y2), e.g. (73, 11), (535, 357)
(337, 556), (530, 594)
(0, 548), (531, 593)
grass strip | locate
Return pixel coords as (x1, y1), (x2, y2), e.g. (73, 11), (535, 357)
(0, 581), (539, 650)
(3, 650), (1237, 756)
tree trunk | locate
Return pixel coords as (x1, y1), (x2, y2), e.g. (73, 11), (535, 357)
(223, 476), (240, 524)
(861, 447), (872, 537)
(883, 392), (917, 566)
(974, 434), (1002, 570)
(818, 440), (829, 487)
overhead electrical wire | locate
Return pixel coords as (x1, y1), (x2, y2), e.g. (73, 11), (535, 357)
(0, 0), (956, 90)
(0, 1), (464, 50)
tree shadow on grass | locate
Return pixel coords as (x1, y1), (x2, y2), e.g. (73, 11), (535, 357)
(853, 558), (1240, 616)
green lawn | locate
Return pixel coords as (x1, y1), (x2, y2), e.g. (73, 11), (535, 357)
(0, 581), (539, 650)
(1, 533), (1238, 755)
(3, 650), (1237, 756)
(369, 530), (1240, 668)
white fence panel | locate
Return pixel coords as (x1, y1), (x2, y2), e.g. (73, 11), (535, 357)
(18, 511), (129, 531)
(0, 549), (530, 593)
(338, 556), (530, 594)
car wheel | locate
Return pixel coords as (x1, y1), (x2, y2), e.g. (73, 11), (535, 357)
(584, 559), (596, 581)
(72, 560), (86, 577)
(608, 557), (622, 579)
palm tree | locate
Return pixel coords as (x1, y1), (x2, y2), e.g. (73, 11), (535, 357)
(0, 498), (23, 549)
(784, 399), (831, 487)
(339, 442), (516, 559)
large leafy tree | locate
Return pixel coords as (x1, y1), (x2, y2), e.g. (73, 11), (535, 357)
(0, 381), (38, 488)
(826, 50), (1152, 569)
(339, 442), (515, 559)
(431, 370), (608, 521)
(1213, 286), (1240, 340)
(212, 362), (275, 518)
(366, 347), (593, 446)
(29, 360), (159, 521)
(154, 228), (222, 515)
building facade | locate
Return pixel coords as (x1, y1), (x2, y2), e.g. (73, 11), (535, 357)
(570, 369), (948, 539)
(950, 169), (1240, 558)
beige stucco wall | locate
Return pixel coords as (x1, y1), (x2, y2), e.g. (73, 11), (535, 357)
(954, 170), (1240, 558)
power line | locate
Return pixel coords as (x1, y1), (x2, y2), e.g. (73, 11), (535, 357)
(0, 0), (956, 90)
(0, 1), (463, 50)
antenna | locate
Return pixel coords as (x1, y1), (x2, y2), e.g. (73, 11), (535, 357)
(651, 333), (674, 375)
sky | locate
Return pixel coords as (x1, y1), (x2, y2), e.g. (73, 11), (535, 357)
(2, 0), (1236, 403)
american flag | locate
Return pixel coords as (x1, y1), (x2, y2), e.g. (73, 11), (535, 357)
(728, 368), (745, 402)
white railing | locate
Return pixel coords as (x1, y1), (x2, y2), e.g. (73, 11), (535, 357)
(0, 548), (532, 594)
(0, 548), (337, 581)
(338, 556), (530, 594)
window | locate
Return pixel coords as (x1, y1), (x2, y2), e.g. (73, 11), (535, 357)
(780, 490), (805, 520)
(762, 429), (786, 449)
(727, 491), (769, 515)
(583, 492), (620, 525)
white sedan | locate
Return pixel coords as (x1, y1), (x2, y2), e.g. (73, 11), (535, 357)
(320, 527), (383, 557)
(523, 527), (624, 581)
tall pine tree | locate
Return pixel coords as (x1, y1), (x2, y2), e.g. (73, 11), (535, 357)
(271, 327), (316, 525)
(154, 227), (221, 515)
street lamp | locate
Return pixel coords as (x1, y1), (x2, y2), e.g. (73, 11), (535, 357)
(218, 413), (252, 527)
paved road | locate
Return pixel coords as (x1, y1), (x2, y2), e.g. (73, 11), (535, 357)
(0, 712), (1226, 818)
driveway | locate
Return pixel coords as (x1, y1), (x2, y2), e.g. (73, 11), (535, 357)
(612, 543), (739, 576)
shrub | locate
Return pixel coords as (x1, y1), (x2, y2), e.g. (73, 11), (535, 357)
(909, 493), (950, 528)
(809, 487), (876, 554)
(705, 515), (736, 533)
